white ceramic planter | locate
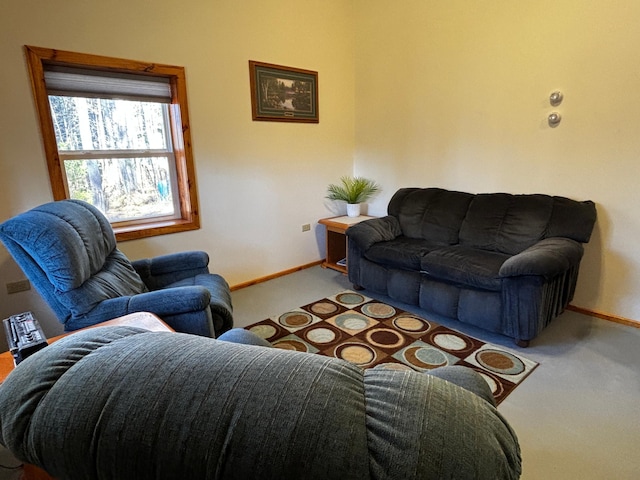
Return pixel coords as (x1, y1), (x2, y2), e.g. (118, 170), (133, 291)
(346, 203), (361, 217)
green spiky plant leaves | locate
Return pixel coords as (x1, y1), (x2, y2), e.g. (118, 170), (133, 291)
(326, 176), (381, 204)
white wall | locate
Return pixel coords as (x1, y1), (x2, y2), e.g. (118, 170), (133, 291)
(1, 0), (639, 351)
(354, 0), (640, 322)
(0, 0), (355, 343)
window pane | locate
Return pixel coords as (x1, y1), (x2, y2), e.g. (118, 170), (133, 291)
(27, 46), (200, 240)
(49, 96), (169, 151)
(64, 157), (176, 222)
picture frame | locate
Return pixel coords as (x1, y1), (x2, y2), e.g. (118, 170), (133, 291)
(249, 60), (318, 123)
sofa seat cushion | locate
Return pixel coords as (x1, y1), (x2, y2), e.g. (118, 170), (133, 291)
(421, 246), (510, 291)
(365, 237), (440, 271)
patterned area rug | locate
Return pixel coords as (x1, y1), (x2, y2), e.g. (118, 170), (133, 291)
(246, 290), (538, 405)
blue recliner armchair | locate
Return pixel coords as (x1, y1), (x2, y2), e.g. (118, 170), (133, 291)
(0, 200), (233, 337)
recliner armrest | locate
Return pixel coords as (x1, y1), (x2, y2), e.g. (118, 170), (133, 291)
(499, 237), (584, 278)
(96, 287), (211, 319)
(132, 251), (211, 289)
(63, 287), (213, 333)
(345, 216), (402, 251)
(126, 286), (212, 315)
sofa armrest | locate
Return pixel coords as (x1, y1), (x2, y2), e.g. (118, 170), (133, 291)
(499, 237), (584, 278)
(132, 251), (211, 289)
(345, 216), (402, 251)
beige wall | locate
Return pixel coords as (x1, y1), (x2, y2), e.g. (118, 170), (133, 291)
(0, 0), (355, 339)
(354, 0), (640, 322)
(1, 0), (639, 345)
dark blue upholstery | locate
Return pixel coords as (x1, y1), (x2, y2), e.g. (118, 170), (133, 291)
(0, 200), (232, 337)
(347, 188), (597, 345)
(0, 327), (522, 479)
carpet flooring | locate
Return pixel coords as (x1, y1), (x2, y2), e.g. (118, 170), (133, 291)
(246, 290), (538, 405)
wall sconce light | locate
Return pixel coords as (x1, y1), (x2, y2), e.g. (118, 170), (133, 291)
(548, 112), (562, 127)
(549, 91), (563, 106)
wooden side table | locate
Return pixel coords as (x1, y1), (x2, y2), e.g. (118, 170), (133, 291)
(0, 312), (173, 480)
(0, 312), (173, 384)
(318, 215), (375, 274)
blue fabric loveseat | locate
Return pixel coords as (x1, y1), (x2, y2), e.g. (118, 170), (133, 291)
(0, 326), (522, 479)
(346, 188), (597, 346)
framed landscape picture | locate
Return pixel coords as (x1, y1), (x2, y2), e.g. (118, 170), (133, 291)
(249, 61), (318, 123)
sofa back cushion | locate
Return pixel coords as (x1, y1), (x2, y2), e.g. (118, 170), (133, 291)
(547, 196), (597, 243)
(388, 188), (473, 245)
(386, 188), (596, 256)
(459, 194), (554, 255)
(458, 193), (597, 255)
(0, 200), (148, 319)
(0, 200), (118, 291)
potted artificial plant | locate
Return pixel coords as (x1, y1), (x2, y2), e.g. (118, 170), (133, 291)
(326, 176), (381, 217)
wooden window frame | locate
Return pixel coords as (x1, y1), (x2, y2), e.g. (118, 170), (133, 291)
(24, 45), (200, 241)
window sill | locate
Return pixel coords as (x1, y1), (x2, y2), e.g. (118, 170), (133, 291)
(114, 218), (200, 242)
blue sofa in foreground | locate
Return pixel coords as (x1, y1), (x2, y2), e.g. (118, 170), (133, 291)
(0, 326), (521, 479)
(347, 188), (597, 346)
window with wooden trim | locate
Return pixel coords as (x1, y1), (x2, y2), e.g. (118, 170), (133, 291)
(25, 46), (200, 241)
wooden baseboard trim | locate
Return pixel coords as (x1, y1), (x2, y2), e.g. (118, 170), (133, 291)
(566, 304), (640, 329)
(230, 260), (323, 291)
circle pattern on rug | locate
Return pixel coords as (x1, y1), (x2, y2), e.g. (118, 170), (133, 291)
(249, 324), (277, 339)
(393, 315), (430, 334)
(335, 292), (366, 305)
(334, 313), (372, 331)
(361, 302), (396, 319)
(477, 370), (504, 397)
(475, 349), (525, 376)
(432, 333), (470, 352)
(244, 292), (539, 405)
(278, 311), (313, 328)
(336, 343), (376, 365)
(274, 339), (309, 351)
(365, 328), (405, 349)
(310, 301), (339, 316)
(305, 327), (337, 344)
(403, 346), (449, 369)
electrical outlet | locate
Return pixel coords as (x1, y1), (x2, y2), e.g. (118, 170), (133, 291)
(6, 279), (31, 294)
(302, 223), (311, 232)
